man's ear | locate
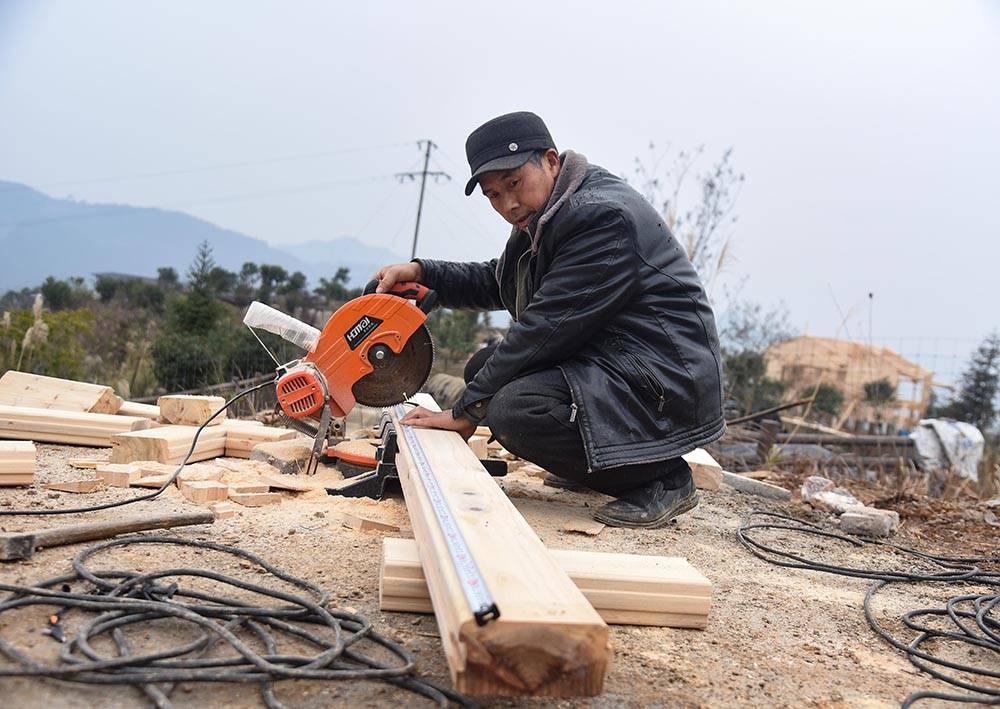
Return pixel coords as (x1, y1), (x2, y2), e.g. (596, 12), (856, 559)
(543, 148), (561, 177)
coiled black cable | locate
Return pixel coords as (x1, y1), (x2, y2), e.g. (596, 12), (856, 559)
(0, 535), (473, 708)
(738, 510), (1000, 707)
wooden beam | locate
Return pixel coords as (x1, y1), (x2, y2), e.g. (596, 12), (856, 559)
(221, 420), (298, 458)
(0, 371), (122, 413)
(0, 440), (35, 486)
(0, 405), (150, 446)
(117, 401), (161, 420)
(110, 425), (226, 464)
(390, 395), (609, 697)
(380, 538), (712, 629)
(157, 395), (226, 426)
(683, 447), (723, 490)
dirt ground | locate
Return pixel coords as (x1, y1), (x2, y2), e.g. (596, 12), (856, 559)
(0, 440), (996, 708)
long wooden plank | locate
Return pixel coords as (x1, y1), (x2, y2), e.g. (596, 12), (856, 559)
(379, 538), (711, 628)
(391, 395), (609, 697)
(0, 371), (122, 413)
(0, 406), (150, 446)
(110, 425), (227, 464)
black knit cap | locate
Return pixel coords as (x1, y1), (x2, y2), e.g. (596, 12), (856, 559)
(464, 111), (556, 196)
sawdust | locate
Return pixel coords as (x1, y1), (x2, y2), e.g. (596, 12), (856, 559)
(0, 441), (986, 707)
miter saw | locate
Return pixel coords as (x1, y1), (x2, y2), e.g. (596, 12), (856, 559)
(243, 280), (436, 474)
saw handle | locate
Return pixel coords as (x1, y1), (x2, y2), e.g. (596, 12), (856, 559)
(364, 279), (438, 314)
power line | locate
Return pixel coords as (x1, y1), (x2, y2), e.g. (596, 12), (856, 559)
(395, 140), (450, 260)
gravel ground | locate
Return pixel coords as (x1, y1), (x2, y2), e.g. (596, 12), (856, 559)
(0, 442), (993, 708)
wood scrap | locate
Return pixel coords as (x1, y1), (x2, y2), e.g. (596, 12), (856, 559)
(110, 425), (226, 464)
(210, 501), (237, 519)
(562, 517), (605, 536)
(250, 438), (313, 474)
(158, 395), (226, 426)
(379, 538), (713, 629)
(0, 441), (35, 486)
(467, 434), (488, 459)
(95, 463), (141, 487)
(229, 491), (281, 507)
(260, 474), (315, 492)
(0, 371), (122, 413)
(391, 394), (610, 697)
(683, 448), (723, 491)
(180, 480), (229, 504)
(0, 405), (150, 447)
(342, 512), (401, 533)
(68, 458), (102, 469)
(228, 482), (269, 494)
(44, 479), (106, 494)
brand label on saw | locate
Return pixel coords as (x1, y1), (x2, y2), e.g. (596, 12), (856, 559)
(344, 315), (383, 350)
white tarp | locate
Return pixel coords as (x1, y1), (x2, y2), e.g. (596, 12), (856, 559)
(909, 418), (985, 481)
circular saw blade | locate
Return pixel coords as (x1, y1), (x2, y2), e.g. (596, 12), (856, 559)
(352, 324), (434, 407)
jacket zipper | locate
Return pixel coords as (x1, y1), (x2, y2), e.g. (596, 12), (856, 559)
(569, 403), (578, 423)
(618, 347), (667, 414)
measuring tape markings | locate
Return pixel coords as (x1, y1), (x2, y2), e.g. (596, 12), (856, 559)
(394, 405), (500, 626)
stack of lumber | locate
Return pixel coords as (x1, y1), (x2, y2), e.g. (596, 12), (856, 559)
(223, 420), (298, 458)
(158, 395), (226, 426)
(0, 405), (151, 446)
(0, 371), (123, 413)
(0, 441), (36, 486)
(380, 538), (713, 628)
(390, 394), (610, 697)
(110, 425), (227, 464)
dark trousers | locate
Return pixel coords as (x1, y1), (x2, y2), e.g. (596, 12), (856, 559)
(467, 356), (691, 497)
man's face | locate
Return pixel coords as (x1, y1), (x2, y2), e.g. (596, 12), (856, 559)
(479, 149), (561, 230)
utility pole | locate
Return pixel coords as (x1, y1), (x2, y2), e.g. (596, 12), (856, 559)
(396, 140), (450, 259)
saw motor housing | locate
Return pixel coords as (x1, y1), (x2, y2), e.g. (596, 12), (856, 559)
(276, 285), (435, 421)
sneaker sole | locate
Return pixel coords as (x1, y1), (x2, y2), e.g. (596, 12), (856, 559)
(593, 491), (700, 529)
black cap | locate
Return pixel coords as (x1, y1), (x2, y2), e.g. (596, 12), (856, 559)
(464, 111), (556, 196)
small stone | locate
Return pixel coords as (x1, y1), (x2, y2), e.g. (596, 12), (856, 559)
(840, 510), (893, 537)
(313, 511), (325, 519)
(800, 475), (835, 502)
(287, 528), (296, 535)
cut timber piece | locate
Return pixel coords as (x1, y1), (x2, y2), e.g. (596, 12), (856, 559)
(228, 482), (269, 494)
(342, 512), (400, 533)
(44, 479), (106, 494)
(210, 501), (236, 519)
(158, 395), (226, 426)
(223, 421), (298, 458)
(180, 480), (229, 504)
(0, 371), (122, 413)
(380, 538), (713, 629)
(110, 425), (227, 464)
(130, 475), (172, 488)
(229, 491), (281, 507)
(0, 406), (150, 447)
(260, 474), (315, 492)
(0, 442), (35, 485)
(391, 395), (609, 697)
(68, 458), (102, 470)
(467, 434), (488, 459)
(683, 448), (723, 491)
(117, 401), (161, 420)
(96, 463), (141, 487)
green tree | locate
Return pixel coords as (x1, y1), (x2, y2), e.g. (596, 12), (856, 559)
(157, 267), (180, 291)
(257, 264), (289, 302)
(187, 240), (216, 292)
(40, 277), (74, 310)
(942, 332), (1000, 431)
(431, 309), (481, 371)
(864, 378), (895, 405)
(314, 267), (353, 303)
(723, 349), (787, 415)
(234, 262), (260, 306)
(805, 383), (844, 418)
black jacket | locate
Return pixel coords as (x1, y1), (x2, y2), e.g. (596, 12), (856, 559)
(418, 163), (725, 470)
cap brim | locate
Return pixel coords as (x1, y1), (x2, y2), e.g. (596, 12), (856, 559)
(464, 152), (534, 196)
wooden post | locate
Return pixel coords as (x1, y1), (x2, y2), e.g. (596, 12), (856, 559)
(390, 395), (610, 697)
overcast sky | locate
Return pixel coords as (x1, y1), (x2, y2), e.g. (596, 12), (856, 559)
(1, 1), (997, 381)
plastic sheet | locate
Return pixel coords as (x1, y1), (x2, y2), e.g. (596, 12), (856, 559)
(243, 301), (320, 352)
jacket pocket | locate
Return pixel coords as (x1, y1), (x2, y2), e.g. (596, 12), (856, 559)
(616, 345), (668, 416)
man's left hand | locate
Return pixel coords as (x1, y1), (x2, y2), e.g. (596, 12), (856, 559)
(400, 406), (477, 441)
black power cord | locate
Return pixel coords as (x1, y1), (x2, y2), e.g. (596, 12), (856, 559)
(0, 380), (275, 517)
(738, 510), (1000, 707)
(0, 535), (474, 708)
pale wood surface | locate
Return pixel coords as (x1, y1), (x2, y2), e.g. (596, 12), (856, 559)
(117, 401), (161, 420)
(392, 394), (609, 697)
(110, 425), (227, 464)
(684, 447), (723, 490)
(158, 395), (226, 426)
(380, 537), (712, 629)
(0, 371), (122, 413)
(0, 405), (150, 446)
(222, 421), (298, 458)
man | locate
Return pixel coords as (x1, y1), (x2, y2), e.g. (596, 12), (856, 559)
(375, 111), (725, 528)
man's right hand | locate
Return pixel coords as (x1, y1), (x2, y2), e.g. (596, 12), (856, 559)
(372, 261), (424, 293)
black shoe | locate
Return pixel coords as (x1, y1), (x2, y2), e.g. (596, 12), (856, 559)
(542, 473), (588, 492)
(593, 477), (699, 528)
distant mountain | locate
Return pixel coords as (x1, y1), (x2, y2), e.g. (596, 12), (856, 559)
(0, 181), (402, 291)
